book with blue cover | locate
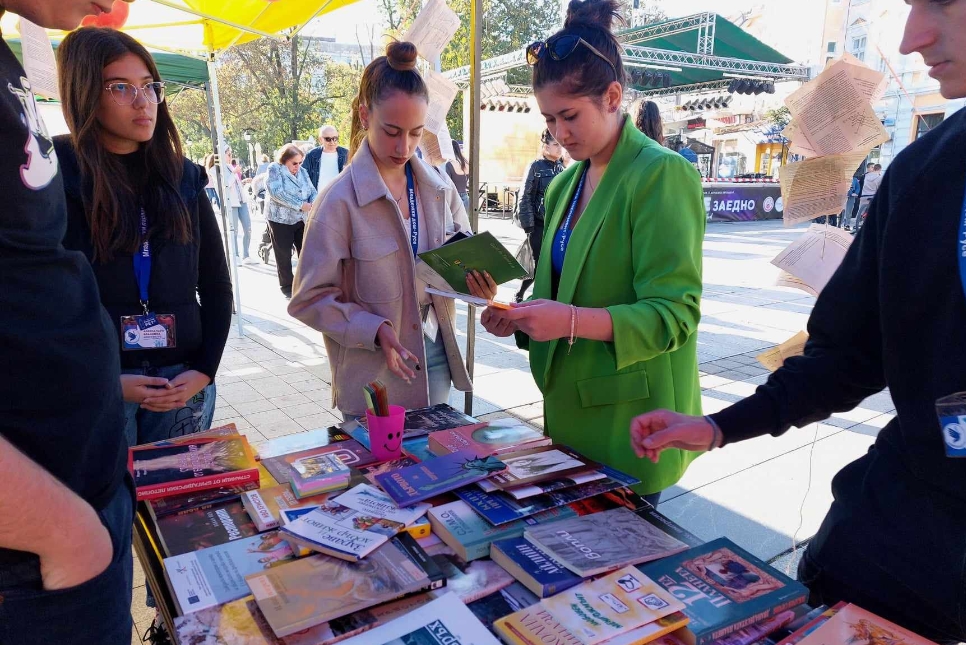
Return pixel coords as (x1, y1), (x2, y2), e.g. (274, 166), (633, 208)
(637, 537), (809, 644)
(427, 500), (576, 561)
(455, 464), (639, 525)
(164, 532), (294, 615)
(375, 449), (507, 506)
(490, 536), (582, 598)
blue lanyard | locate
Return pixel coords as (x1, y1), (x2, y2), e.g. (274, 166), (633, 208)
(959, 180), (966, 304)
(557, 166), (588, 259)
(132, 207), (151, 313)
(405, 163), (419, 256)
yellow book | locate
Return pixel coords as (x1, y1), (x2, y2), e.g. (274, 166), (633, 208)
(495, 605), (690, 645)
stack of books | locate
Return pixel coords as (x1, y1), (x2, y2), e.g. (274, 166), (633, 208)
(130, 416), (938, 645)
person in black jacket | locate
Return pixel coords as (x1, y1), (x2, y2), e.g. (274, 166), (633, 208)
(629, 1), (966, 641)
(303, 124), (349, 192)
(515, 129), (564, 302)
(56, 28), (233, 449)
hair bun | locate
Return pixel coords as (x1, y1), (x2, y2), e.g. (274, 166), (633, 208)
(564, 0), (623, 31)
(386, 41), (419, 72)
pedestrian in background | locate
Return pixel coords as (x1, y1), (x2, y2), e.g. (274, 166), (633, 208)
(304, 125), (349, 194)
(515, 129), (564, 303)
(220, 145), (254, 263)
(635, 100), (664, 145)
(266, 144), (317, 299)
(445, 140), (470, 212)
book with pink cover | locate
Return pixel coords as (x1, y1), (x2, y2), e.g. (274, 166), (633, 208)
(428, 419), (551, 457)
(796, 604), (938, 645)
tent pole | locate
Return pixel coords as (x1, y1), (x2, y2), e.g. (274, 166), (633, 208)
(464, 0), (483, 416)
(208, 57), (245, 339)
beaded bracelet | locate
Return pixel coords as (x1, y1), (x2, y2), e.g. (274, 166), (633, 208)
(568, 305), (578, 354)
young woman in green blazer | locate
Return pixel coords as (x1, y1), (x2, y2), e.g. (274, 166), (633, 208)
(481, 0), (706, 505)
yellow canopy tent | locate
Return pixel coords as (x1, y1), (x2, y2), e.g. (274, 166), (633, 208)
(3, 0), (359, 336)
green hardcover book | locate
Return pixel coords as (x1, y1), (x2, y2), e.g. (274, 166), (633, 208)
(418, 231), (526, 294)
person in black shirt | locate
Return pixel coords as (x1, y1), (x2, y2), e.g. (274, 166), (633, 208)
(0, 3), (136, 645)
(629, 1), (966, 641)
(515, 129), (564, 302)
(56, 27), (232, 447)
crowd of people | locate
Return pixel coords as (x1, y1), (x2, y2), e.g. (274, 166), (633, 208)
(1, 0), (965, 644)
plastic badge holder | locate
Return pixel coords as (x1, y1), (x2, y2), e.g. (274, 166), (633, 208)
(366, 405), (406, 461)
(936, 393), (966, 457)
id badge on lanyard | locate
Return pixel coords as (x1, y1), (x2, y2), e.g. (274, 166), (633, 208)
(933, 180), (966, 456)
(122, 207), (177, 351)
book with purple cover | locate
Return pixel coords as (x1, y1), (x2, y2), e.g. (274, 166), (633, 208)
(375, 450), (507, 506)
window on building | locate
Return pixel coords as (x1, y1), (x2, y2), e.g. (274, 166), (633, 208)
(915, 113), (945, 140)
(827, 41), (837, 54)
(851, 36), (867, 62)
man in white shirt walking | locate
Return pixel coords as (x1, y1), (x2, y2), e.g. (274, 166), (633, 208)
(304, 125), (348, 193)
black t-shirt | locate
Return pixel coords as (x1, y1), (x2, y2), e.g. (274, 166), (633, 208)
(0, 37), (127, 544)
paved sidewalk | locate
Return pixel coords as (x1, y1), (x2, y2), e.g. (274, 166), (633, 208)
(130, 217), (894, 640)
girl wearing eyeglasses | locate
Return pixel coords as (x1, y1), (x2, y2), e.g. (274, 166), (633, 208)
(54, 28), (233, 449)
(265, 144), (318, 299)
(289, 41), (496, 419)
(480, 0), (705, 506)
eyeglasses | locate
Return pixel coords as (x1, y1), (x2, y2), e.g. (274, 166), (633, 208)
(103, 81), (166, 106)
(526, 35), (618, 80)
(322, 136), (339, 143)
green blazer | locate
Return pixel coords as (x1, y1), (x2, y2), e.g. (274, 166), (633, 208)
(523, 117), (706, 495)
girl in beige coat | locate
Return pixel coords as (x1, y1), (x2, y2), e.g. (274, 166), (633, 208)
(288, 41), (495, 417)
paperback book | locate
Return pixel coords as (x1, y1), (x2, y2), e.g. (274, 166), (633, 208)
(480, 471), (607, 500)
(287, 452), (351, 499)
(174, 596), (332, 645)
(638, 538), (809, 645)
(375, 449), (507, 506)
(164, 532), (294, 614)
(774, 603), (846, 645)
(147, 477), (260, 521)
(425, 543), (516, 603)
(156, 498), (260, 557)
(261, 440), (376, 486)
(241, 484), (335, 531)
(361, 457), (420, 485)
(358, 403), (481, 439)
(129, 436), (260, 501)
(280, 484), (430, 561)
(524, 507), (689, 577)
(455, 465), (640, 525)
(795, 604), (939, 645)
(417, 230), (527, 295)
(540, 566), (684, 645)
(486, 446), (599, 491)
(428, 500), (578, 561)
(490, 536), (582, 598)
(494, 605), (689, 645)
(428, 420), (551, 457)
(335, 592), (501, 645)
(245, 535), (444, 638)
(251, 429), (333, 460)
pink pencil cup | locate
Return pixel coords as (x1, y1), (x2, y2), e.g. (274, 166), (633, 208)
(366, 405), (405, 461)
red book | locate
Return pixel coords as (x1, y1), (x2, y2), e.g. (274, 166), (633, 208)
(428, 419), (551, 457)
(129, 436), (260, 501)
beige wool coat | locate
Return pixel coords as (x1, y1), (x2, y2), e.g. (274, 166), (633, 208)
(288, 140), (473, 416)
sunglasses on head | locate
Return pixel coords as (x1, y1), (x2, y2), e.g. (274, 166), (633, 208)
(526, 35), (618, 80)
(323, 136), (339, 143)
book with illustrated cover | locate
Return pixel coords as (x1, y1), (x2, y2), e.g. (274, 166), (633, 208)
(455, 465), (640, 525)
(156, 498), (260, 557)
(540, 567), (684, 645)
(375, 449), (507, 506)
(361, 457), (420, 484)
(261, 440), (376, 486)
(486, 446), (599, 491)
(242, 484), (336, 531)
(425, 543), (516, 603)
(279, 506), (323, 557)
(494, 606), (690, 645)
(774, 603), (846, 645)
(638, 538), (809, 645)
(794, 604), (938, 645)
(245, 535), (444, 638)
(524, 508), (689, 577)
(428, 420), (551, 457)
(251, 429), (333, 460)
(417, 230), (526, 295)
(174, 596), (332, 645)
(490, 537), (582, 598)
(164, 532), (295, 615)
(358, 403), (480, 439)
(147, 475), (262, 521)
(129, 436), (260, 501)
(427, 500), (578, 561)
(140, 423), (240, 447)
(480, 471), (607, 500)
(334, 484), (432, 523)
(287, 452), (351, 499)
(334, 592), (501, 645)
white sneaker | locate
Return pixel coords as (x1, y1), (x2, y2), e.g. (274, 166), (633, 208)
(242, 256), (258, 265)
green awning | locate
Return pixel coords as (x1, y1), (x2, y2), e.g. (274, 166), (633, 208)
(5, 39), (208, 89)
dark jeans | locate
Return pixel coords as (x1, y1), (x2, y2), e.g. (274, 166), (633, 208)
(516, 223), (543, 301)
(0, 478), (134, 645)
(828, 214), (838, 227)
(268, 220), (305, 295)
